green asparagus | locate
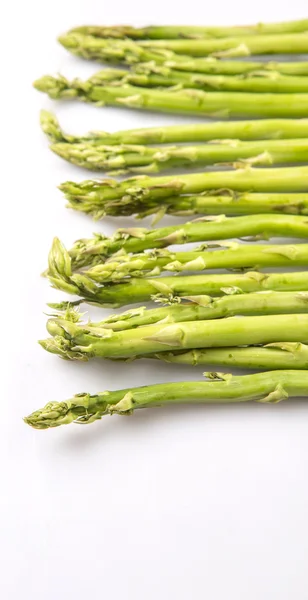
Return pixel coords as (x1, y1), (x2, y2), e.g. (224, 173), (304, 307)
(130, 66), (308, 93)
(60, 167), (308, 220)
(41, 312), (308, 360)
(78, 292), (308, 331)
(34, 74), (308, 118)
(81, 244), (308, 283)
(50, 138), (308, 174)
(60, 215), (308, 268)
(68, 19), (308, 39)
(53, 66), (308, 94)
(58, 33), (308, 75)
(41, 111), (308, 145)
(151, 344), (308, 369)
(138, 33), (308, 57)
(47, 237), (308, 306)
(24, 370), (308, 429)
(67, 191), (308, 220)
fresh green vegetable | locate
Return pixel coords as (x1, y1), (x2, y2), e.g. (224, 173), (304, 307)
(24, 370), (308, 429)
(41, 111), (308, 145)
(150, 344), (308, 369)
(49, 137), (308, 174)
(77, 292), (308, 331)
(34, 74), (308, 118)
(60, 166), (308, 222)
(67, 191), (308, 220)
(58, 33), (308, 75)
(59, 215), (308, 268)
(68, 19), (308, 40)
(46, 66), (308, 93)
(47, 238), (308, 306)
(137, 32), (308, 57)
(41, 312), (308, 360)
(80, 243), (308, 283)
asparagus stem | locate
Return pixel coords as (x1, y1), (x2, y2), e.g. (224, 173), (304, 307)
(61, 215), (308, 268)
(57, 66), (308, 94)
(50, 138), (308, 174)
(68, 19), (308, 40)
(58, 34), (308, 75)
(133, 67), (308, 94)
(41, 111), (308, 145)
(34, 74), (308, 118)
(151, 344), (308, 369)
(42, 313), (308, 360)
(81, 292), (308, 331)
(82, 244), (308, 283)
(60, 167), (308, 220)
(69, 191), (308, 220)
(148, 193), (308, 219)
(24, 370), (308, 429)
(47, 239), (308, 306)
(138, 33), (308, 57)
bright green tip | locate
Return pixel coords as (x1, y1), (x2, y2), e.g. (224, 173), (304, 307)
(58, 33), (79, 50)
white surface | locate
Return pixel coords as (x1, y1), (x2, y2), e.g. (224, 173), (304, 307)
(2, 1), (308, 598)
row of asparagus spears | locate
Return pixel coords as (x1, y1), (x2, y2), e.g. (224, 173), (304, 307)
(35, 18), (308, 120)
(25, 18), (308, 430)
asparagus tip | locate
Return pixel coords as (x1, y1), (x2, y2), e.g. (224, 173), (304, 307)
(24, 401), (75, 429)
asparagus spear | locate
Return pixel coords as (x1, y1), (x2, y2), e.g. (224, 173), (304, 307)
(41, 111), (308, 146)
(68, 19), (308, 40)
(82, 244), (308, 283)
(50, 66), (308, 94)
(24, 370), (308, 429)
(152, 344), (308, 369)
(128, 67), (308, 94)
(42, 313), (308, 360)
(74, 292), (308, 331)
(58, 34), (308, 75)
(34, 74), (308, 118)
(50, 138), (308, 174)
(68, 191), (308, 220)
(138, 33), (308, 57)
(60, 215), (308, 268)
(47, 237), (308, 306)
(61, 166), (308, 220)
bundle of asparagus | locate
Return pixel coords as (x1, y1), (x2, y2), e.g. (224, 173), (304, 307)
(26, 17), (308, 432)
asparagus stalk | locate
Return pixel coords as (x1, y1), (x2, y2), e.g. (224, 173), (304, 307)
(129, 66), (308, 94)
(58, 34), (308, 75)
(152, 344), (308, 369)
(34, 74), (308, 119)
(41, 111), (308, 146)
(42, 313), (308, 360)
(54, 66), (308, 94)
(24, 370), (308, 429)
(61, 215), (308, 268)
(82, 244), (308, 283)
(68, 191), (308, 220)
(47, 237), (308, 306)
(61, 166), (308, 214)
(77, 292), (308, 331)
(138, 33), (308, 57)
(68, 19), (308, 40)
(50, 138), (308, 174)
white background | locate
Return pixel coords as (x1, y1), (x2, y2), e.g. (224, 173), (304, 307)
(2, 1), (308, 598)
